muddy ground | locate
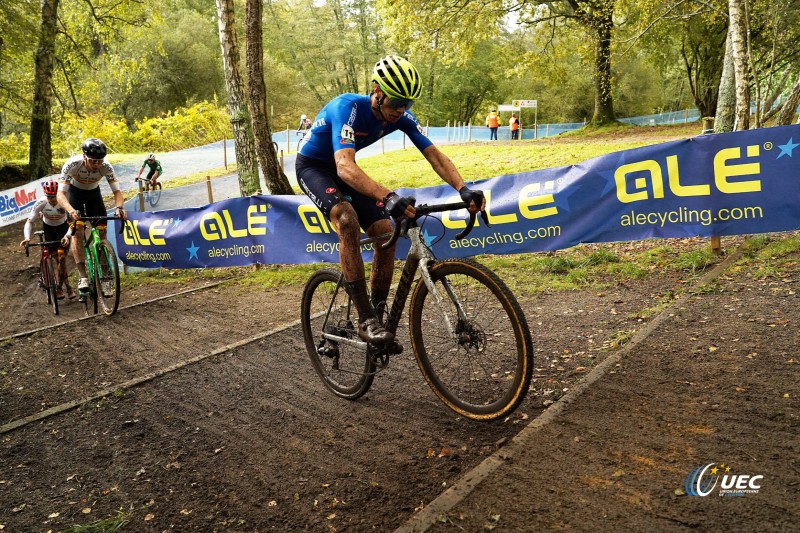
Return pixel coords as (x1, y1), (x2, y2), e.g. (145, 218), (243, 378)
(0, 216), (796, 532)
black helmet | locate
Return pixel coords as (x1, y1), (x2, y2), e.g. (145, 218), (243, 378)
(82, 138), (107, 159)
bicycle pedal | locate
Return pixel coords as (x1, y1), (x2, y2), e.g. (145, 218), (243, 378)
(387, 340), (404, 355)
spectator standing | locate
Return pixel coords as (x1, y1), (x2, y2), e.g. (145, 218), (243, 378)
(486, 110), (500, 140)
(510, 113), (520, 140)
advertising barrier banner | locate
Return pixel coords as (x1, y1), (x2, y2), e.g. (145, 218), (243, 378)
(0, 182), (43, 227)
(113, 125), (800, 268)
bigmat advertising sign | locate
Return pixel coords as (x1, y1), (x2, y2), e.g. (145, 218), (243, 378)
(116, 125), (800, 268)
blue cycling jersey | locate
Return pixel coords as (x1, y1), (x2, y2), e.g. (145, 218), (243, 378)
(298, 93), (433, 161)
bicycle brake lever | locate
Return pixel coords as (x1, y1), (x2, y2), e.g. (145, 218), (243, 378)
(480, 209), (491, 228)
(455, 211), (476, 240)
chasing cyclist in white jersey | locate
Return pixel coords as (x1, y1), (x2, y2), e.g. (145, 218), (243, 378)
(20, 179), (75, 299)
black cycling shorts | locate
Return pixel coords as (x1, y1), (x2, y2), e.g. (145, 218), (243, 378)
(43, 222), (69, 252)
(67, 187), (106, 219)
(295, 154), (388, 230)
(146, 168), (158, 180)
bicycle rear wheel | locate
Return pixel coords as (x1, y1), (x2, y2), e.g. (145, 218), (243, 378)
(45, 256), (59, 315)
(148, 182), (162, 207)
(301, 268), (375, 400)
(409, 258), (533, 421)
(95, 239), (120, 316)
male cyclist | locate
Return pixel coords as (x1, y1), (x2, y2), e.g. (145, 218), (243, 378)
(134, 152), (163, 190)
(20, 180), (74, 299)
(296, 55), (485, 345)
(57, 138), (127, 299)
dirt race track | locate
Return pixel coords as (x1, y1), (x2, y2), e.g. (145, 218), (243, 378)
(0, 216), (797, 532)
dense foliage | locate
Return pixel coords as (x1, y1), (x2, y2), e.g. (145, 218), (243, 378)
(1, 0), (798, 162)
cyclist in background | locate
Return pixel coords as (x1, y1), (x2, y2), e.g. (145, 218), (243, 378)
(297, 114), (312, 133)
(134, 152), (163, 190)
(296, 55), (485, 345)
(57, 138), (127, 298)
(20, 179), (74, 300)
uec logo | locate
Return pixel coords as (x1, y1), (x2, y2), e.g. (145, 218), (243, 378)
(685, 463), (763, 497)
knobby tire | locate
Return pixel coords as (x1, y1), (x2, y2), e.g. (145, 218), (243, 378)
(301, 268), (375, 400)
(96, 239), (120, 316)
(409, 258), (533, 421)
(46, 256), (59, 315)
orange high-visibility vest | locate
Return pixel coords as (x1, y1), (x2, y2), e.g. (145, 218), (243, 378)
(510, 116), (520, 130)
(486, 113), (499, 128)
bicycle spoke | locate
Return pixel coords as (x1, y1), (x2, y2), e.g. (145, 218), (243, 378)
(301, 269), (374, 400)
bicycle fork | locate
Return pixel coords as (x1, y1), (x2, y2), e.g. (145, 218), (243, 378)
(410, 227), (469, 343)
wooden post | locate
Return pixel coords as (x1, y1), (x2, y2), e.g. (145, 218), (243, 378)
(468, 122), (472, 142)
(223, 138), (228, 169)
(446, 120), (450, 142)
(425, 119), (429, 136)
(280, 149), (284, 173)
(702, 117), (722, 255)
(206, 176), (214, 204)
(137, 179), (145, 212)
(286, 127), (290, 153)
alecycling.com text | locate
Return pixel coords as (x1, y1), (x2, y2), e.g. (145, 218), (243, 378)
(621, 205), (763, 227)
(448, 226), (562, 250)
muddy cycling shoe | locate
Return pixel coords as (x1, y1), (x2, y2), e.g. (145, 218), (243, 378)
(56, 287), (65, 300)
(358, 317), (394, 345)
(77, 277), (90, 291)
(66, 285), (76, 300)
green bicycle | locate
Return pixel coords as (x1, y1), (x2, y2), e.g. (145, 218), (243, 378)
(74, 214), (125, 317)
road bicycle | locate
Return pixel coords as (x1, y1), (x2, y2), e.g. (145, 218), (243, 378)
(301, 199), (533, 421)
(24, 230), (65, 315)
(74, 214), (125, 317)
(134, 176), (162, 208)
(296, 130), (309, 153)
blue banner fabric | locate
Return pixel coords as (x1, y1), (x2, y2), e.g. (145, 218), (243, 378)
(117, 125), (800, 268)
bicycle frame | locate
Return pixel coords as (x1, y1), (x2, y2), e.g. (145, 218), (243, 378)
(25, 231), (64, 314)
(320, 201), (481, 353)
(73, 214), (126, 316)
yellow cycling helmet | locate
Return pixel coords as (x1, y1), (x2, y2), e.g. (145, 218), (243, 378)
(371, 55), (422, 101)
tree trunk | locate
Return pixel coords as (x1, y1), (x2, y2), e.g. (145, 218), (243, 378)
(728, 0), (750, 131)
(245, 0), (293, 195)
(216, 0), (260, 196)
(28, 0), (59, 180)
(715, 29), (736, 133)
(775, 72), (800, 126)
(588, 4), (616, 125)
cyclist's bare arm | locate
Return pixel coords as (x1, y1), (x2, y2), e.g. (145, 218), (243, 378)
(421, 145), (485, 213)
(333, 149), (414, 219)
(56, 186), (78, 220)
(334, 149), (391, 201)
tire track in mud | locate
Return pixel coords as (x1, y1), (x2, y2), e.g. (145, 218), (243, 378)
(0, 260), (729, 530)
(0, 284), (300, 430)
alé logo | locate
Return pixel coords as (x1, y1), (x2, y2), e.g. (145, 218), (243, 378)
(685, 463), (763, 497)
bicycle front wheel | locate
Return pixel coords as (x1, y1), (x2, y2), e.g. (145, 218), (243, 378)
(301, 268), (375, 400)
(149, 182), (162, 207)
(95, 239), (120, 316)
(409, 258), (533, 421)
(45, 256), (59, 315)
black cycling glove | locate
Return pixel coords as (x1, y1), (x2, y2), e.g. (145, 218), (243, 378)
(459, 186), (485, 210)
(383, 192), (413, 218)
